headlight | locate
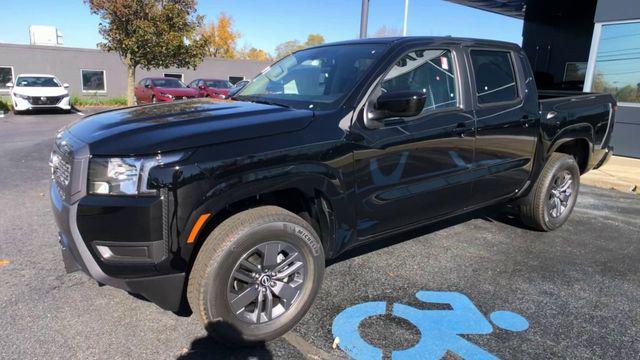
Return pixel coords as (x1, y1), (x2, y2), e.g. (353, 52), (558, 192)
(14, 93), (29, 100)
(159, 93), (173, 99)
(88, 152), (185, 195)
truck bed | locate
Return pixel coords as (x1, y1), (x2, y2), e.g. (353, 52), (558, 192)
(537, 90), (615, 151)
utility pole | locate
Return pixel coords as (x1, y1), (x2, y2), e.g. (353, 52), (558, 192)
(360, 0), (369, 38)
(402, 0), (409, 36)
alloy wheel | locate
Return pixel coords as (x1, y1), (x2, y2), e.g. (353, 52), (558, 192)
(547, 170), (573, 218)
(227, 241), (307, 324)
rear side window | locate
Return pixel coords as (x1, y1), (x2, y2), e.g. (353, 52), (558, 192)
(470, 50), (518, 104)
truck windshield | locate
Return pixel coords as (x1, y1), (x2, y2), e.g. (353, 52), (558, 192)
(236, 44), (386, 110)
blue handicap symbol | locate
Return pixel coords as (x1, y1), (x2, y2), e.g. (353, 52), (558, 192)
(332, 291), (529, 360)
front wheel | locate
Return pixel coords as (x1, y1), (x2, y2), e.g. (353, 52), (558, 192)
(519, 153), (580, 231)
(187, 206), (325, 345)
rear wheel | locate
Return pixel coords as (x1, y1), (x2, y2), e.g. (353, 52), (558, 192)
(519, 153), (580, 231)
(188, 206), (324, 345)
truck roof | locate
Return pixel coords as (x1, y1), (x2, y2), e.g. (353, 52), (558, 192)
(311, 36), (520, 50)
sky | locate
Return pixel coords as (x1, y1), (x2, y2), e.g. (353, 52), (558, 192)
(0, 0), (523, 54)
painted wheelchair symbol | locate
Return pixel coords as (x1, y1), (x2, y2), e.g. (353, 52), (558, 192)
(332, 291), (529, 360)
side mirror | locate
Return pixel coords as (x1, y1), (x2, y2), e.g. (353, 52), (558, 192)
(144, 84), (151, 89)
(6, 82), (13, 88)
(198, 84), (205, 90)
(371, 91), (426, 121)
(63, 83), (69, 88)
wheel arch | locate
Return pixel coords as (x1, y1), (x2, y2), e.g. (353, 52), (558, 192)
(182, 174), (349, 275)
(549, 137), (591, 174)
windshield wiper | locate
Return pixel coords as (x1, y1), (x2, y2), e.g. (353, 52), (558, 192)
(238, 96), (292, 109)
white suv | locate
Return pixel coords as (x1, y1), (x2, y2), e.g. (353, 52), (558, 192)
(7, 74), (71, 114)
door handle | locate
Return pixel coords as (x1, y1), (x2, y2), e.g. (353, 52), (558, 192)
(520, 116), (533, 128)
(451, 123), (471, 138)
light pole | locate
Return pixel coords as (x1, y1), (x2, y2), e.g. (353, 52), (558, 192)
(360, 0), (369, 38)
(402, 0), (409, 36)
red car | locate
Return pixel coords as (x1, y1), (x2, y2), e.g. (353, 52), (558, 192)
(134, 77), (198, 104)
(188, 78), (233, 99)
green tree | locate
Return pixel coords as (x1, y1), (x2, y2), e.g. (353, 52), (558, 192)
(275, 40), (303, 59)
(274, 34), (326, 60)
(85, 0), (208, 105)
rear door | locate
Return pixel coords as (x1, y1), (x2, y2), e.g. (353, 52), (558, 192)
(352, 46), (476, 240)
(467, 48), (538, 205)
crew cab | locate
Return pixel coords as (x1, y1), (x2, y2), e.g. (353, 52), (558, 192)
(134, 77), (198, 104)
(50, 37), (615, 345)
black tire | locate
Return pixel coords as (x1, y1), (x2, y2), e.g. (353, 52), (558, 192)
(187, 206), (325, 345)
(12, 109), (21, 115)
(519, 153), (580, 231)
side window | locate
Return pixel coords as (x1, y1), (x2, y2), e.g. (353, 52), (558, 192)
(470, 50), (518, 104)
(381, 49), (457, 112)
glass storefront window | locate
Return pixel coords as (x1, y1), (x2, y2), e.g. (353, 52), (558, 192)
(0, 66), (13, 91)
(592, 21), (640, 104)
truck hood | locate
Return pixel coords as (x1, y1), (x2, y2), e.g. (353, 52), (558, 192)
(67, 100), (314, 155)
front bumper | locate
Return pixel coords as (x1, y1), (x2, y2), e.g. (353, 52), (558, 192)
(51, 183), (185, 311)
(49, 134), (185, 311)
(13, 96), (71, 111)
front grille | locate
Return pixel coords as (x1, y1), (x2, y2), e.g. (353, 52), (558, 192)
(51, 135), (74, 200)
(29, 96), (63, 105)
(54, 157), (71, 187)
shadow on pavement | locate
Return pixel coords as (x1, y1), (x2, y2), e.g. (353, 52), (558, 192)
(177, 322), (274, 360)
(328, 203), (530, 266)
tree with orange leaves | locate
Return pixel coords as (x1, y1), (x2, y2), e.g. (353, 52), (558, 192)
(199, 12), (241, 59)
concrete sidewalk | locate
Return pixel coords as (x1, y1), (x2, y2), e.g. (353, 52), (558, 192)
(582, 156), (639, 194)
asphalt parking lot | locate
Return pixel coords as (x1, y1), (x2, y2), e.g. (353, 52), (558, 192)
(1, 110), (639, 359)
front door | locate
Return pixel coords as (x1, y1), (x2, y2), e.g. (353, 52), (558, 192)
(352, 47), (476, 240)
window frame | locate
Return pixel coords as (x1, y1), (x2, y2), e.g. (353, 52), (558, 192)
(468, 48), (524, 108)
(0, 65), (14, 93)
(163, 73), (184, 81)
(584, 19), (640, 108)
(363, 46), (464, 129)
(80, 69), (107, 93)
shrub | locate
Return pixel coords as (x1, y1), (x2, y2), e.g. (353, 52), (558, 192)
(70, 95), (127, 107)
(0, 96), (11, 112)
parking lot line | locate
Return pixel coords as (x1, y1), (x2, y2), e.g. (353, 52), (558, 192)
(283, 331), (339, 360)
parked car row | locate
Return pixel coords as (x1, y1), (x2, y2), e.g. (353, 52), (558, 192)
(134, 77), (250, 104)
(5, 73), (72, 114)
(3, 74), (251, 114)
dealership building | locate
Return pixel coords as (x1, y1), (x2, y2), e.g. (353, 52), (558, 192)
(449, 0), (640, 157)
(0, 42), (270, 100)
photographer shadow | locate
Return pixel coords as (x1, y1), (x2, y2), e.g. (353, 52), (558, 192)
(177, 322), (274, 360)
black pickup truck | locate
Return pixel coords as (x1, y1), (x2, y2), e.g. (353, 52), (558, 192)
(50, 37), (615, 344)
